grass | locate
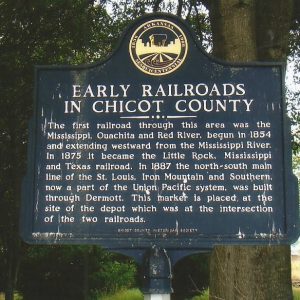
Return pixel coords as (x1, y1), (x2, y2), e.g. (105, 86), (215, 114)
(191, 289), (209, 300)
(192, 288), (300, 300)
(100, 289), (143, 300)
(0, 286), (297, 300)
(83, 258), (300, 300)
(294, 287), (300, 300)
(100, 289), (210, 300)
(0, 293), (22, 300)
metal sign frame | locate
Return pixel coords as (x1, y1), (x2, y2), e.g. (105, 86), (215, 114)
(20, 13), (299, 250)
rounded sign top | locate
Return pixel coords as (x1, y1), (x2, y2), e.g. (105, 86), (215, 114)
(129, 19), (188, 76)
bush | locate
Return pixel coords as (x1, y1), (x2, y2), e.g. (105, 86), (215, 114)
(90, 259), (137, 297)
(18, 245), (137, 300)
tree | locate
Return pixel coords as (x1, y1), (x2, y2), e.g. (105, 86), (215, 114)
(134, 1), (299, 298)
(146, 1), (298, 298)
(288, 2), (300, 154)
(0, 1), (118, 299)
(1, 1), (299, 299)
(205, 0), (297, 299)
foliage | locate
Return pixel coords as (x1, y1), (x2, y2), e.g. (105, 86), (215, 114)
(100, 288), (142, 300)
(287, 19), (300, 154)
(0, 294), (22, 300)
(0, 1), (214, 298)
(172, 253), (210, 300)
(98, 288), (210, 300)
(17, 245), (137, 300)
(287, 19), (300, 185)
(0, 0), (299, 298)
(294, 288), (300, 300)
(0, 1), (135, 298)
(89, 256), (137, 297)
(287, 88), (300, 154)
(191, 289), (209, 300)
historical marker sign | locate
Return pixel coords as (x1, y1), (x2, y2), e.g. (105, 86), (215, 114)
(21, 14), (299, 249)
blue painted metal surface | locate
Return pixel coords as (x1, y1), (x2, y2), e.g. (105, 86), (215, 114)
(20, 13), (299, 251)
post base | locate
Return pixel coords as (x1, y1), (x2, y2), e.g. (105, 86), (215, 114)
(144, 294), (171, 300)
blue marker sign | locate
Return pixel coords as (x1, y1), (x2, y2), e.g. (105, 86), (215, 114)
(21, 14), (299, 249)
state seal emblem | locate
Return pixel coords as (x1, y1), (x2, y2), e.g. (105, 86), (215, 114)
(129, 19), (188, 76)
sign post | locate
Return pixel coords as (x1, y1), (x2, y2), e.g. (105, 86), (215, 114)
(144, 295), (170, 300)
(142, 247), (172, 300)
(21, 13), (299, 297)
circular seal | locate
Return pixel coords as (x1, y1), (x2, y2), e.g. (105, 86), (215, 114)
(129, 19), (188, 76)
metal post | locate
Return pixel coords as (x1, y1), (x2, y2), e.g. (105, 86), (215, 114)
(142, 246), (173, 300)
(144, 294), (170, 300)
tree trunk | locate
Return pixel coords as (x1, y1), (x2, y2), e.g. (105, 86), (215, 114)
(208, 0), (294, 299)
(208, 0), (257, 61)
(210, 246), (292, 300)
(4, 122), (24, 300)
(5, 239), (21, 300)
(83, 247), (90, 300)
(256, 0), (293, 61)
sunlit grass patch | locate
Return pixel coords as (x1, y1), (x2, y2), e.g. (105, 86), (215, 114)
(0, 293), (22, 300)
(100, 288), (143, 300)
(294, 287), (300, 300)
(191, 289), (209, 300)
